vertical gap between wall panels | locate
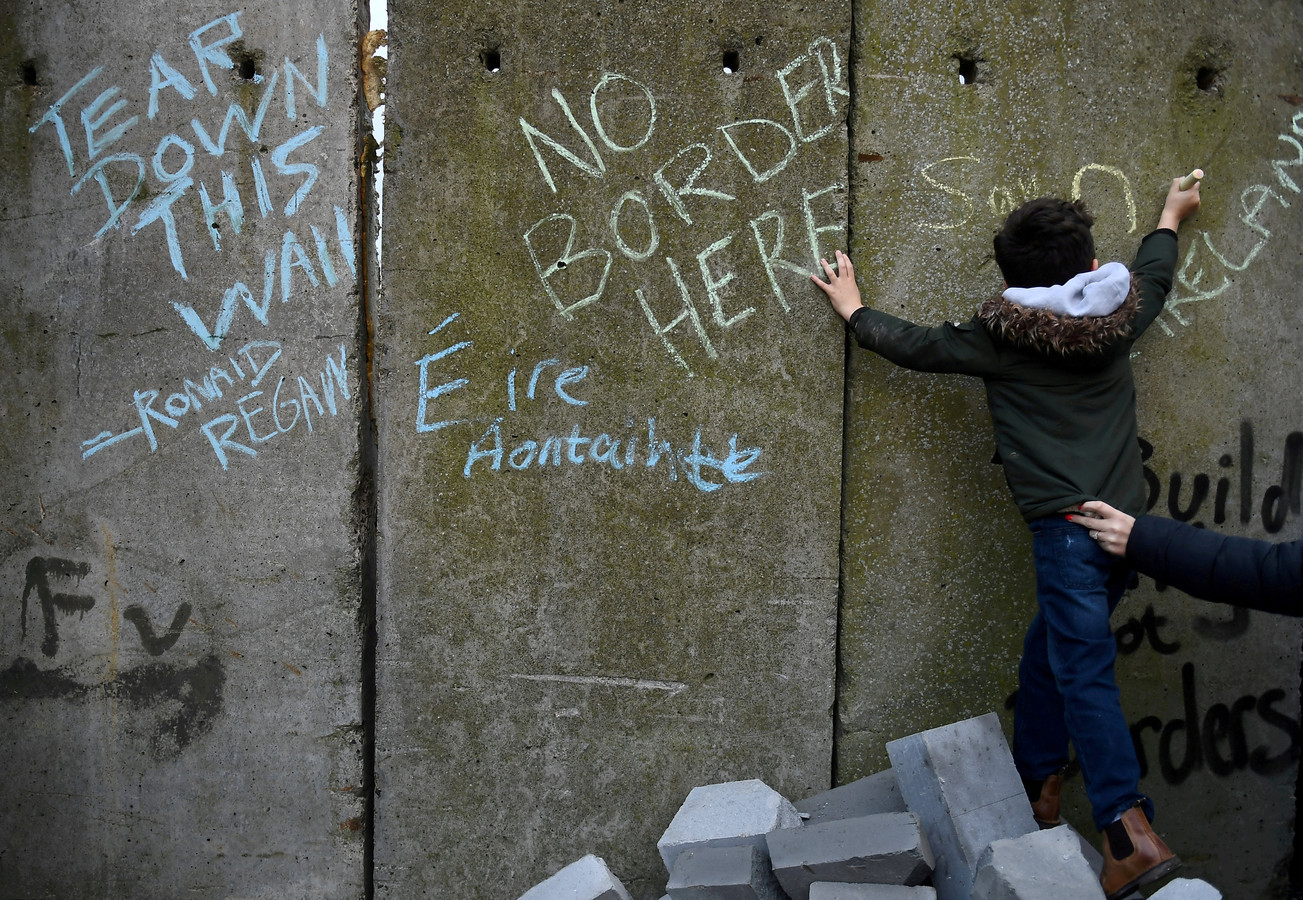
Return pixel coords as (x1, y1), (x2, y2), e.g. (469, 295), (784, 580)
(361, 1), (387, 898)
(832, 3), (858, 792)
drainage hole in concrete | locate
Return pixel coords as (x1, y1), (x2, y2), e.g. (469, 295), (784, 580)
(482, 48), (501, 73)
(1196, 65), (1223, 92)
(20, 59), (37, 86)
(956, 54), (979, 85)
(722, 50), (740, 74)
(228, 42), (263, 81)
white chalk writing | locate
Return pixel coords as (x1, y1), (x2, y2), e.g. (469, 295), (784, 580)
(908, 111), (1303, 335)
(1160, 112), (1303, 334)
(517, 36), (849, 377)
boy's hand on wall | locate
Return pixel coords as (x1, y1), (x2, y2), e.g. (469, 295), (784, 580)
(812, 249), (865, 323)
(1157, 176), (1201, 232)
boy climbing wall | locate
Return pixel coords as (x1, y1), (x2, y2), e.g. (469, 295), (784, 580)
(812, 177), (1201, 899)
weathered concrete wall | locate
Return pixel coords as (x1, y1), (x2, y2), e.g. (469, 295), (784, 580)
(4, 1), (1302, 898)
(373, 1), (848, 896)
(839, 1), (1302, 896)
(0, 1), (366, 896)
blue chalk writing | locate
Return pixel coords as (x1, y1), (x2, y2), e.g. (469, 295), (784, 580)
(190, 68), (280, 155)
(30, 67), (105, 175)
(82, 84), (137, 160)
(81, 342), (348, 468)
(188, 13), (243, 96)
(415, 336), (472, 433)
(428, 313), (460, 335)
(148, 52), (197, 119)
(199, 172), (246, 250)
(411, 326), (765, 493)
(132, 177), (194, 278)
(31, 13), (341, 291)
(71, 153), (145, 239)
(168, 213), (354, 350)
(462, 416), (764, 493)
(271, 125), (323, 216)
(284, 35), (329, 120)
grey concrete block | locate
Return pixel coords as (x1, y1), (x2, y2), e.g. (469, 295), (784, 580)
(767, 812), (935, 900)
(666, 844), (786, 900)
(796, 770), (907, 825)
(658, 779), (803, 874)
(886, 713), (1037, 900)
(516, 855), (634, 900)
(1147, 879), (1222, 899)
(972, 826), (1104, 899)
(810, 886), (938, 900)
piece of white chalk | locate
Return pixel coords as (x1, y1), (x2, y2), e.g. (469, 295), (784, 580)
(1178, 168), (1204, 191)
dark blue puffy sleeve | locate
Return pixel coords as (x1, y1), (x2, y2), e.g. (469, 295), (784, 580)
(1127, 515), (1302, 616)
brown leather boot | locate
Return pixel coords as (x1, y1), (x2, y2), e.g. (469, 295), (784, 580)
(1029, 769), (1064, 828)
(1100, 805), (1181, 900)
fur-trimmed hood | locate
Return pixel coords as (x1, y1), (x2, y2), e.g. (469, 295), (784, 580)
(976, 273), (1141, 359)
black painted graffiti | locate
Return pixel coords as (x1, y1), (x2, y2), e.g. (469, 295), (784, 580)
(1141, 421), (1303, 534)
(0, 654), (224, 760)
(1192, 604), (1251, 641)
(123, 602), (193, 656)
(1133, 420), (1302, 638)
(22, 557), (93, 657)
(1114, 600), (1251, 652)
(11, 557), (215, 759)
(20, 556), (192, 657)
(1115, 604), (1181, 656)
(1130, 661), (1299, 784)
(1004, 601), (1295, 787)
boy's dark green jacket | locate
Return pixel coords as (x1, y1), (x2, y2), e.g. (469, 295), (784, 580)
(849, 229), (1177, 523)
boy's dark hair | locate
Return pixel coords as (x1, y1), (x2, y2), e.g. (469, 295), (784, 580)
(993, 197), (1095, 288)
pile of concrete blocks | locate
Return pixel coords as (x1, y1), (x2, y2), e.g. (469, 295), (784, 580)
(513, 712), (1221, 900)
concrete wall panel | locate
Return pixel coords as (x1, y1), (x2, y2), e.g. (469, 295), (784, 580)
(840, 1), (1302, 895)
(0, 2), (366, 896)
(3, 1), (1300, 898)
(375, 2), (848, 896)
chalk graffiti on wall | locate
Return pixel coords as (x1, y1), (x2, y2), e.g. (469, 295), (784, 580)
(413, 313), (765, 493)
(517, 37), (848, 377)
(30, 10), (357, 356)
(80, 340), (350, 468)
(1158, 109), (1303, 336)
(912, 109), (1303, 337)
(27, 11), (359, 470)
(917, 158), (1141, 235)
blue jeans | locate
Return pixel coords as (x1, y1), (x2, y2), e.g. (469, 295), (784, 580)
(1013, 516), (1152, 830)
